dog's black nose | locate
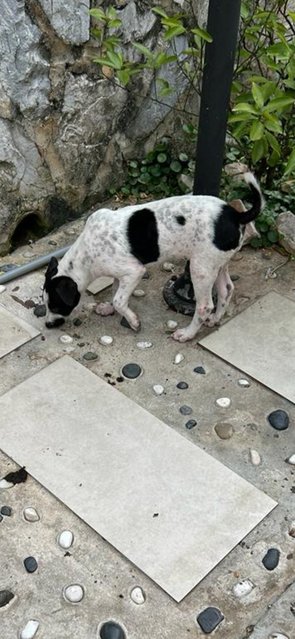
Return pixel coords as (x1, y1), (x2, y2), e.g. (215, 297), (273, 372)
(45, 318), (65, 329)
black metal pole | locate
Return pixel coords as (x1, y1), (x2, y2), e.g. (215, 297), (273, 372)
(163, 0), (242, 314)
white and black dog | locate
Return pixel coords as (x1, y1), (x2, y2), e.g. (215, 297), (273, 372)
(44, 172), (264, 342)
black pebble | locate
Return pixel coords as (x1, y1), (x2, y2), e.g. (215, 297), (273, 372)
(120, 317), (132, 330)
(185, 419), (197, 430)
(73, 318), (83, 326)
(0, 506), (12, 516)
(262, 547), (280, 570)
(142, 271), (150, 279)
(83, 352), (98, 361)
(0, 515), (3, 523)
(100, 621), (126, 639)
(179, 405), (192, 415)
(177, 381), (189, 390)
(194, 366), (206, 375)
(24, 556), (38, 573)
(0, 590), (14, 608)
(268, 410), (289, 431)
(197, 607), (224, 634)
(4, 467), (27, 485)
(33, 304), (46, 318)
(121, 363), (142, 379)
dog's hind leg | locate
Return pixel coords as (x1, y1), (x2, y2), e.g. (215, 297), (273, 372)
(113, 267), (145, 331)
(173, 259), (217, 342)
(205, 265), (234, 327)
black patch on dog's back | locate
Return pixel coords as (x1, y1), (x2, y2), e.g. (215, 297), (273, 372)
(213, 204), (241, 252)
(127, 208), (160, 264)
(176, 215), (186, 225)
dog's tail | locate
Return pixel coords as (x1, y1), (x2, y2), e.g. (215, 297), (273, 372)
(236, 173), (265, 225)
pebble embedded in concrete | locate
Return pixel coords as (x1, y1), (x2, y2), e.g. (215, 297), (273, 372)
(153, 384), (164, 396)
(285, 454), (295, 465)
(269, 634), (289, 639)
(233, 579), (254, 598)
(130, 586), (146, 605)
(0, 285), (6, 293)
(121, 363), (142, 379)
(99, 335), (113, 346)
(33, 304), (46, 317)
(0, 505), (12, 516)
(179, 405), (192, 415)
(250, 449), (261, 466)
(216, 397), (231, 408)
(268, 409), (289, 431)
(59, 334), (73, 344)
(64, 584), (84, 603)
(194, 366), (206, 374)
(137, 341), (153, 349)
(58, 530), (74, 549)
(23, 507), (40, 522)
(20, 619), (40, 639)
(24, 556), (38, 573)
(100, 621), (126, 639)
(262, 547), (280, 570)
(238, 378), (250, 387)
(185, 419), (197, 430)
(176, 381), (188, 389)
(132, 289), (145, 297)
(0, 478), (13, 489)
(162, 262), (175, 272)
(174, 353), (184, 364)
(166, 320), (178, 330)
(288, 521), (295, 538)
(197, 606), (224, 633)
(0, 590), (14, 608)
(214, 423), (234, 440)
(83, 351), (98, 361)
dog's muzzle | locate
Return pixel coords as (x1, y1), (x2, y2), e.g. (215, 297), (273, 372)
(45, 317), (65, 329)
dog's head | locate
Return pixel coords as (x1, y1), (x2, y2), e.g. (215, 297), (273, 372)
(43, 257), (80, 328)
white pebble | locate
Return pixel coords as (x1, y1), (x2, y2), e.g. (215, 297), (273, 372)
(20, 620), (40, 639)
(162, 262), (175, 272)
(63, 584), (84, 603)
(58, 530), (74, 550)
(137, 341), (153, 349)
(153, 384), (164, 396)
(216, 397), (231, 408)
(238, 378), (250, 387)
(130, 586), (146, 605)
(288, 521), (295, 538)
(166, 320), (178, 330)
(286, 453), (295, 465)
(23, 507), (40, 522)
(269, 634), (289, 639)
(132, 289), (145, 297)
(99, 335), (113, 346)
(233, 579), (254, 598)
(0, 285), (6, 293)
(249, 449), (261, 466)
(174, 353), (184, 364)
(0, 478), (13, 489)
(59, 335), (73, 344)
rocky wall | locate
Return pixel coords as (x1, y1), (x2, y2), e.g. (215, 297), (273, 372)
(0, 0), (206, 254)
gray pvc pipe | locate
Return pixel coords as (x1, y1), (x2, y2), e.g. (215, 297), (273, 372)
(0, 245), (71, 285)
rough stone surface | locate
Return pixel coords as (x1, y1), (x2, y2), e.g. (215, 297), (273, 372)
(0, 0), (197, 254)
(276, 212), (295, 255)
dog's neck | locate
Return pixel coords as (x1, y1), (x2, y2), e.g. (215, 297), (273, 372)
(56, 244), (89, 292)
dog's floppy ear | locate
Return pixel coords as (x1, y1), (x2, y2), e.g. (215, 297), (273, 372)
(54, 277), (80, 308)
(45, 257), (58, 281)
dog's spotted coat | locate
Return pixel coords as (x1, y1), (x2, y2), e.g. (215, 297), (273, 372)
(44, 173), (264, 342)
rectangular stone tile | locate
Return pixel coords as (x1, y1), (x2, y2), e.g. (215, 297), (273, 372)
(199, 292), (295, 404)
(0, 356), (276, 601)
(0, 304), (40, 359)
(87, 276), (114, 295)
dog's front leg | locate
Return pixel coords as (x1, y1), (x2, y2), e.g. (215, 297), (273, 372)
(113, 268), (145, 331)
(173, 260), (216, 342)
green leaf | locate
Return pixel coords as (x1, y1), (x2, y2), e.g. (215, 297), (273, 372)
(251, 139), (265, 163)
(150, 165), (162, 177)
(240, 2), (249, 19)
(155, 52), (177, 67)
(179, 153), (188, 162)
(163, 25), (186, 39)
(284, 148), (295, 176)
(266, 96), (294, 112)
(250, 120), (264, 141)
(267, 42), (290, 59)
(156, 78), (173, 97)
(170, 160), (182, 173)
(233, 102), (258, 114)
(191, 27), (213, 43)
(109, 19), (122, 29)
(265, 131), (281, 154)
(267, 230), (278, 243)
(133, 42), (153, 59)
(252, 82), (264, 108)
(93, 57), (117, 69)
(89, 8), (106, 20)
(157, 153), (167, 164)
(152, 6), (169, 18)
(107, 50), (123, 69)
(117, 69), (130, 86)
(228, 112), (255, 123)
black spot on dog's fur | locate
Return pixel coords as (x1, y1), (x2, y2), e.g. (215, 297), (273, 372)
(176, 215), (186, 226)
(127, 208), (160, 264)
(213, 204), (241, 251)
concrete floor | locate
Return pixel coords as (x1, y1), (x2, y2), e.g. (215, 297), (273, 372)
(0, 217), (294, 639)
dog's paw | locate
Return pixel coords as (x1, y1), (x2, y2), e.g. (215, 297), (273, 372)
(172, 328), (194, 343)
(204, 314), (220, 328)
(95, 302), (114, 317)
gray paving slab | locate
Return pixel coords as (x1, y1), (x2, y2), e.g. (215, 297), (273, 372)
(0, 355), (276, 602)
(0, 303), (40, 359)
(199, 292), (295, 404)
(87, 276), (114, 295)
